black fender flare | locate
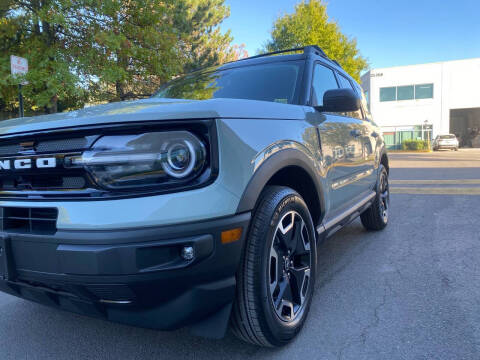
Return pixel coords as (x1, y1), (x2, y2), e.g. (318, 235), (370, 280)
(236, 148), (326, 221)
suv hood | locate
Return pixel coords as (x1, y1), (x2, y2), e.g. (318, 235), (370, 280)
(0, 98), (306, 136)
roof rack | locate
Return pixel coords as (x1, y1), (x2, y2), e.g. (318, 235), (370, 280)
(236, 45), (326, 62)
(234, 45), (342, 69)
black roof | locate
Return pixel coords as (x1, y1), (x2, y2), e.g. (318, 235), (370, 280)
(221, 45), (343, 72)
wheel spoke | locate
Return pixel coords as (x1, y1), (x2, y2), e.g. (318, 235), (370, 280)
(294, 220), (310, 255)
(277, 212), (296, 252)
(274, 278), (292, 309)
(290, 266), (309, 304)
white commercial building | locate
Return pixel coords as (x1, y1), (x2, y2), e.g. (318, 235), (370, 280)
(361, 58), (480, 149)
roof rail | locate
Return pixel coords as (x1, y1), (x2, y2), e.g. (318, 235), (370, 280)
(235, 45), (329, 62)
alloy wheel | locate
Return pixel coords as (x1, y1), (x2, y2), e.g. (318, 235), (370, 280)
(380, 171), (390, 223)
(268, 211), (312, 322)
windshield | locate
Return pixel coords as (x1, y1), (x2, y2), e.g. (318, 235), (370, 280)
(153, 61), (304, 105)
(439, 135), (456, 139)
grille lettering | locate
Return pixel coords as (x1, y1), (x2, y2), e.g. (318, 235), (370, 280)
(36, 158), (56, 168)
(0, 160), (10, 170)
(14, 159), (31, 169)
(0, 157), (57, 170)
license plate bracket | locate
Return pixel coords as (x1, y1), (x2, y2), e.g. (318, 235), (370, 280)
(0, 235), (15, 281)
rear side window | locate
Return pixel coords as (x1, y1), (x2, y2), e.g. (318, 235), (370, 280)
(338, 74), (364, 120)
(337, 74), (353, 90)
(311, 64), (338, 106)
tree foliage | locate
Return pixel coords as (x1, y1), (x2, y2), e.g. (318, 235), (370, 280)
(0, 0), (237, 116)
(264, 0), (368, 81)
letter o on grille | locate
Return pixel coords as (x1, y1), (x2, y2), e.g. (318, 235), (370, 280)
(36, 157), (56, 168)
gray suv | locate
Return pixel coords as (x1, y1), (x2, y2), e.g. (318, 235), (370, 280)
(0, 45), (389, 347)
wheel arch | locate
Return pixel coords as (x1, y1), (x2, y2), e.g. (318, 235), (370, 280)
(236, 148), (325, 226)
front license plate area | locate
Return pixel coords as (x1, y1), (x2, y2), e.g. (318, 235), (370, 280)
(0, 235), (15, 281)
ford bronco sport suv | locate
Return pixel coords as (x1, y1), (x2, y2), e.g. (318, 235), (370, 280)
(0, 45), (389, 347)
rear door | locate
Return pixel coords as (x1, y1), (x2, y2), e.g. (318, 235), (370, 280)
(310, 63), (366, 214)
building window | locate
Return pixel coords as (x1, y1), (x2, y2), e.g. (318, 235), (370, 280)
(397, 85), (414, 100)
(415, 84), (434, 99)
(380, 87), (396, 102)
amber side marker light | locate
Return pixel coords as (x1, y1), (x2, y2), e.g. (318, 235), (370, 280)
(221, 228), (243, 244)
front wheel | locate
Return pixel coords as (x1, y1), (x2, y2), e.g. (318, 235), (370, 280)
(231, 186), (316, 347)
(361, 165), (390, 231)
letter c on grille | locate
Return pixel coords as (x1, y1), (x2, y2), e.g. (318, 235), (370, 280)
(14, 159), (31, 169)
(36, 157), (56, 168)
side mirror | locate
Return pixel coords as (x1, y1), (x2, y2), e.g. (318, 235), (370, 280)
(318, 88), (361, 113)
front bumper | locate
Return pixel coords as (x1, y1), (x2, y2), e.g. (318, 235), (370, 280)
(0, 212), (250, 332)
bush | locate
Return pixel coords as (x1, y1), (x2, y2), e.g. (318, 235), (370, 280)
(402, 139), (430, 151)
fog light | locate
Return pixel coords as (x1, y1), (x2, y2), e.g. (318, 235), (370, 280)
(181, 246), (195, 261)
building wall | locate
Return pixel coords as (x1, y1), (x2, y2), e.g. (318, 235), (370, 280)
(361, 58), (480, 139)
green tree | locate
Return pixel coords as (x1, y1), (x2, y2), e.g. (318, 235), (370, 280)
(264, 0), (368, 81)
(0, 0), (88, 115)
(79, 0), (236, 102)
(0, 0), (236, 115)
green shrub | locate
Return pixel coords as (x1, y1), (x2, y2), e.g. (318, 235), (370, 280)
(402, 139), (429, 151)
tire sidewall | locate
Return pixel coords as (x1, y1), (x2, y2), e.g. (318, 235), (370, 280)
(256, 190), (317, 344)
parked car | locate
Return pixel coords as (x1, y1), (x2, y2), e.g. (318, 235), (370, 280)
(433, 134), (459, 151)
(0, 45), (389, 347)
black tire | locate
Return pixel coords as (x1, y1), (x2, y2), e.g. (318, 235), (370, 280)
(231, 186), (317, 347)
(454, 147), (459, 151)
(360, 165), (390, 231)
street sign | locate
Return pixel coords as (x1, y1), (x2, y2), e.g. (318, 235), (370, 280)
(10, 55), (28, 76)
(10, 56), (28, 118)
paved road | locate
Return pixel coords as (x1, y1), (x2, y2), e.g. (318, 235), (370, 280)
(0, 149), (479, 359)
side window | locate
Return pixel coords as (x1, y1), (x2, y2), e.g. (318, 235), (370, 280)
(337, 74), (354, 90)
(355, 83), (373, 121)
(337, 73), (363, 120)
(311, 63), (338, 106)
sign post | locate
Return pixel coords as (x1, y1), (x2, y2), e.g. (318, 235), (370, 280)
(10, 55), (28, 118)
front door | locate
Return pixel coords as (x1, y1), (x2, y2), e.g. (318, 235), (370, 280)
(310, 63), (366, 215)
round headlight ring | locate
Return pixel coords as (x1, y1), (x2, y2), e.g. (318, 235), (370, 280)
(162, 139), (198, 179)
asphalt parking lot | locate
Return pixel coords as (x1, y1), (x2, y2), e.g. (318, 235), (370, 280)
(0, 149), (479, 359)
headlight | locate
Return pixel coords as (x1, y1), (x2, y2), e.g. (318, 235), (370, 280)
(67, 131), (206, 190)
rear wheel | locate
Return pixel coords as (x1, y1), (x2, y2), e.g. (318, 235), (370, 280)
(231, 186), (316, 347)
(361, 165), (389, 231)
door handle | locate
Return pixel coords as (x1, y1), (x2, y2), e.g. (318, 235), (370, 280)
(350, 129), (362, 137)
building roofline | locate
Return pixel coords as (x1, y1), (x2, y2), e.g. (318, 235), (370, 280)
(369, 57), (480, 73)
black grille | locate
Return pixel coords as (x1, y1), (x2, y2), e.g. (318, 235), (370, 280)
(0, 137), (89, 156)
(0, 144), (22, 156)
(35, 138), (88, 153)
(0, 207), (58, 234)
(0, 134), (96, 196)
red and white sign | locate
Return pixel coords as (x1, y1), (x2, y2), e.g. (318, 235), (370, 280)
(10, 55), (28, 76)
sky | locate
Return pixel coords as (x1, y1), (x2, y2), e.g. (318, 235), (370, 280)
(222, 0), (480, 70)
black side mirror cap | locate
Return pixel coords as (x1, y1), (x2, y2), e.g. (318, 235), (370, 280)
(317, 88), (361, 113)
